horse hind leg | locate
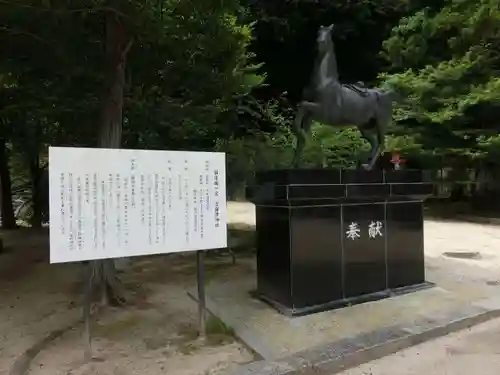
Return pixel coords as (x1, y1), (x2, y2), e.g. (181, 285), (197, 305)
(358, 119), (382, 170)
(292, 103), (314, 168)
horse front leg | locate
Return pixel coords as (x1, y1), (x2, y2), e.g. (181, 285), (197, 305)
(367, 142), (382, 170)
(292, 101), (317, 168)
(358, 126), (380, 170)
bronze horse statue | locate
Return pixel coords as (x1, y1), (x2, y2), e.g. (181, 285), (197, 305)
(292, 24), (399, 169)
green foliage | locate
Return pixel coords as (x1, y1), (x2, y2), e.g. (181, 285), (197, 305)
(6, 0), (500, 211)
(0, 0), (263, 147)
(380, 0), (500, 164)
(217, 119), (378, 197)
(215, 126), (294, 197)
(126, 0), (265, 149)
(303, 125), (368, 168)
(206, 315), (235, 336)
(0, 0), (263, 192)
(477, 135), (500, 162)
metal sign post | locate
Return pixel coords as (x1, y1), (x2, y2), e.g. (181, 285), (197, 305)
(83, 262), (94, 360)
(196, 250), (207, 337)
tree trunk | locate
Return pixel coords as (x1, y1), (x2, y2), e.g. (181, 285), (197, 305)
(91, 8), (132, 306)
(29, 154), (43, 228)
(0, 138), (17, 229)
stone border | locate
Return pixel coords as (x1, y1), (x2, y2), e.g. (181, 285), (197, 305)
(424, 213), (500, 226)
(453, 215), (500, 225)
(9, 319), (81, 375)
(214, 295), (500, 375)
(9, 304), (106, 375)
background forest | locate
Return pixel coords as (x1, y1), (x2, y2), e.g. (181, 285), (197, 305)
(1, 0), (500, 230)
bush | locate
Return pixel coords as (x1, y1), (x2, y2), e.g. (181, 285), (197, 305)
(216, 123), (372, 199)
(215, 127), (294, 198)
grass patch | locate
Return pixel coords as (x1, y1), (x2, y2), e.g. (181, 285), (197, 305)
(206, 315), (235, 336)
(205, 315), (236, 346)
(178, 341), (198, 355)
(175, 316), (236, 354)
(93, 313), (142, 339)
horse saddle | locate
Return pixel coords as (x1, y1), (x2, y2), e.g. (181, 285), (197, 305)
(344, 82), (370, 97)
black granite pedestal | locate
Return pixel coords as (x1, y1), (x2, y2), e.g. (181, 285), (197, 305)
(248, 169), (434, 317)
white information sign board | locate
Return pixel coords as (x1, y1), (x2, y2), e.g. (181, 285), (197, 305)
(49, 147), (227, 264)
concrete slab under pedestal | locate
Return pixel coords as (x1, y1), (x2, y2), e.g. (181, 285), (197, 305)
(188, 256), (500, 363)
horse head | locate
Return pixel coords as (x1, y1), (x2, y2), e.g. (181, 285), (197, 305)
(317, 24), (334, 53)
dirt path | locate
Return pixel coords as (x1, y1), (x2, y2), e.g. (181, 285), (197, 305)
(0, 226), (254, 375)
(2, 202), (499, 375)
(26, 255), (255, 375)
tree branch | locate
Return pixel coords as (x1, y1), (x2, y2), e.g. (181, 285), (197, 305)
(122, 39), (134, 61)
(0, 1), (130, 20)
(0, 26), (53, 45)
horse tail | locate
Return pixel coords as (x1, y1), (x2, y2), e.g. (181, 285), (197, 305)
(295, 85), (314, 134)
(293, 110), (302, 134)
(291, 103), (312, 168)
(374, 93), (385, 143)
(373, 91), (389, 156)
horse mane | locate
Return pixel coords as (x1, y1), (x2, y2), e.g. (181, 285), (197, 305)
(302, 29), (339, 101)
(302, 39), (329, 100)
